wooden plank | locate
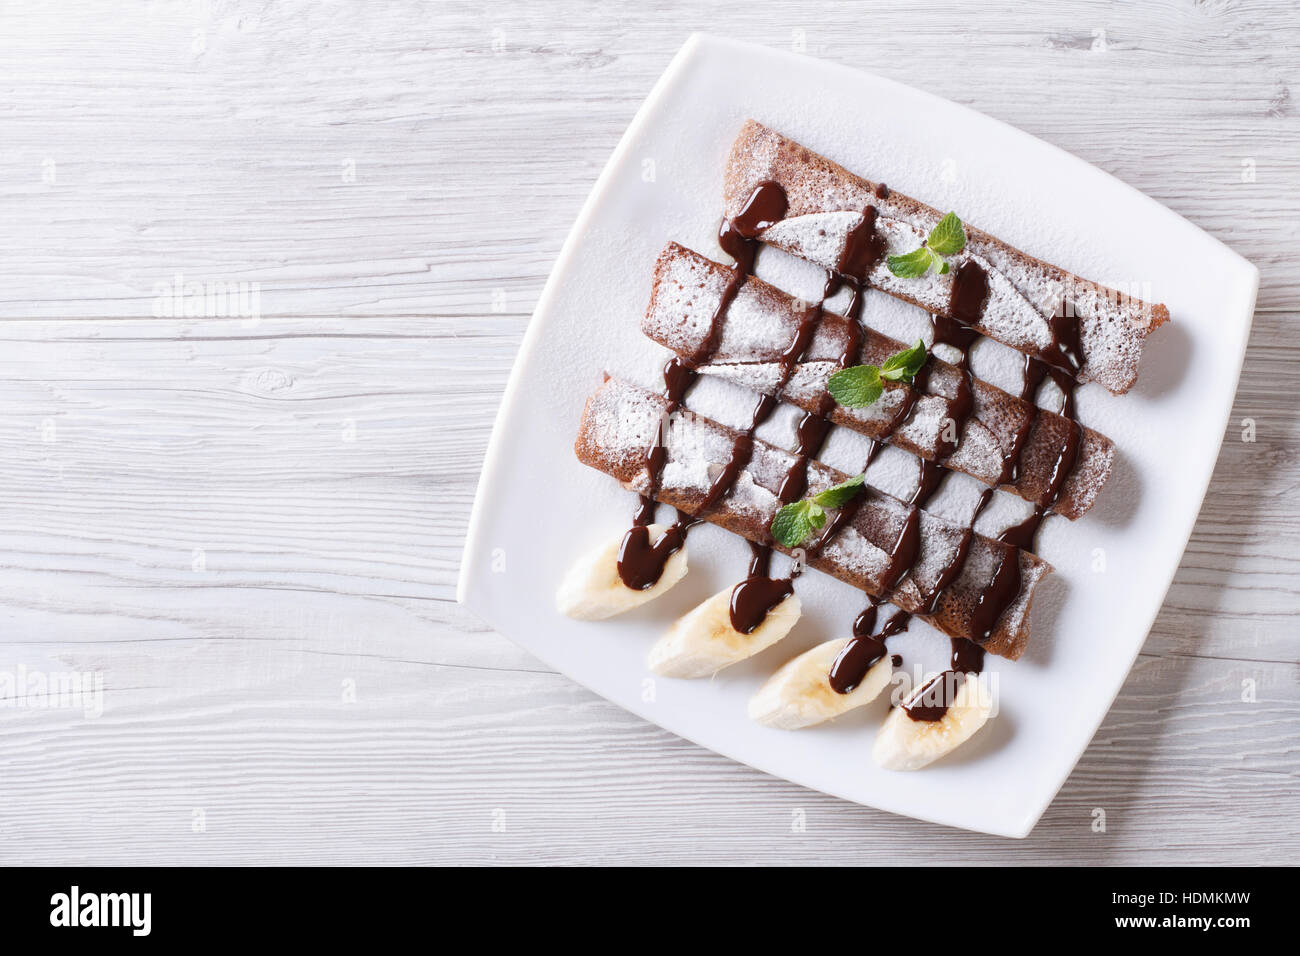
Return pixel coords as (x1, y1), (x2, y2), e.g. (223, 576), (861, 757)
(0, 651), (1293, 864)
(0, 0), (1295, 321)
(1, 0), (1295, 865)
(0, 314), (1292, 662)
(0, 313), (1293, 863)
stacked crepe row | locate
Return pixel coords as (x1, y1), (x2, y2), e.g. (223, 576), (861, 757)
(572, 376), (1050, 656)
(560, 122), (1168, 769)
(725, 121), (1169, 394)
(644, 243), (1116, 518)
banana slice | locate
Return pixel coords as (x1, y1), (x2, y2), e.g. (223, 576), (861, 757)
(873, 673), (992, 771)
(748, 638), (892, 730)
(556, 524), (688, 620)
(648, 586), (801, 678)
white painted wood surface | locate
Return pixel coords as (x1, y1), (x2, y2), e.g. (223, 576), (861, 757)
(0, 1), (1295, 864)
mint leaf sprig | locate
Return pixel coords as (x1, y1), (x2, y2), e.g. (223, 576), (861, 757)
(826, 339), (927, 409)
(887, 211), (966, 278)
(770, 474), (866, 548)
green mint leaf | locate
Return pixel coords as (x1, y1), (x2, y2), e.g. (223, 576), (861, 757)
(886, 246), (934, 278)
(827, 365), (883, 408)
(926, 212), (966, 256)
(878, 339), (927, 383)
(769, 502), (808, 548)
(773, 476), (865, 549)
(811, 473), (866, 510)
(888, 214), (965, 280)
(770, 500), (824, 548)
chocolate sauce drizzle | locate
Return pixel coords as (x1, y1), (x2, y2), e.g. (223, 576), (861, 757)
(620, 183), (1087, 725)
(730, 542), (793, 634)
(902, 637), (985, 721)
(728, 212), (881, 633)
(616, 182), (791, 599)
(827, 296), (989, 694)
(825, 254), (1087, 719)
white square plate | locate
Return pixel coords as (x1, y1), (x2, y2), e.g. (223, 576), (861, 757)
(457, 35), (1258, 837)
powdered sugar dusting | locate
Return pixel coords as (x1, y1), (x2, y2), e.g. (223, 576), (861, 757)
(646, 244), (729, 355)
(874, 215), (926, 261)
(601, 385), (662, 460)
(758, 211), (861, 271)
(663, 407), (740, 484)
(760, 212), (1054, 354)
(578, 378), (1046, 650)
(891, 393), (949, 454)
(942, 418), (1002, 485)
(820, 525), (888, 579)
(640, 244), (1111, 518)
(728, 122), (1167, 392)
(700, 361), (787, 395)
(724, 470), (781, 521)
(720, 283), (800, 354)
(968, 252), (1052, 351)
(661, 458), (714, 494)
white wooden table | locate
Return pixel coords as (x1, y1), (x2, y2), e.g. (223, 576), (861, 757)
(1, 0), (1296, 865)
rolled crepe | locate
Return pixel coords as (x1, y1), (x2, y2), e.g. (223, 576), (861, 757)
(575, 376), (1050, 660)
(724, 120), (1170, 394)
(642, 242), (1114, 520)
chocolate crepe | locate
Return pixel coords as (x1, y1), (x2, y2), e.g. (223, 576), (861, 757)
(575, 376), (1051, 659)
(643, 242), (1114, 520)
(723, 120), (1170, 394)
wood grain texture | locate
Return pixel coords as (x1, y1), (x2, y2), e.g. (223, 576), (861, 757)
(0, 0), (1296, 865)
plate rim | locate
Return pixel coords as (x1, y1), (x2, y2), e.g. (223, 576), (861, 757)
(457, 33), (1261, 838)
(458, 33), (709, 605)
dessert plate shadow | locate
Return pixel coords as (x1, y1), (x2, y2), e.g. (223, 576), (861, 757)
(458, 34), (1258, 837)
